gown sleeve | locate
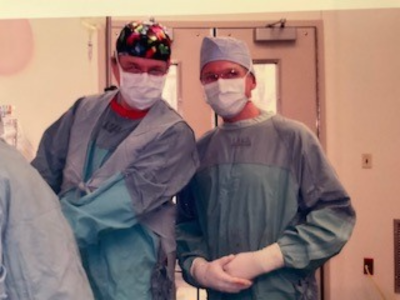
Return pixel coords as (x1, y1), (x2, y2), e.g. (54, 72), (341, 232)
(175, 178), (209, 287)
(276, 123), (356, 272)
(31, 98), (84, 194)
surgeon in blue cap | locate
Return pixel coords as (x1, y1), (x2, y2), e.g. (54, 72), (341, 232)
(176, 36), (356, 299)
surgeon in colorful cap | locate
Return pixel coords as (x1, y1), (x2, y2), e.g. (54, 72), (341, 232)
(0, 117), (94, 299)
(176, 36), (356, 300)
(32, 20), (199, 300)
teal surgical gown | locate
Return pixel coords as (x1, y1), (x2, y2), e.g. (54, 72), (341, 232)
(32, 91), (199, 300)
(176, 111), (356, 300)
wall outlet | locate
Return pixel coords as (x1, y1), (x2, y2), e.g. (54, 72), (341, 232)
(364, 258), (374, 275)
(362, 153), (372, 169)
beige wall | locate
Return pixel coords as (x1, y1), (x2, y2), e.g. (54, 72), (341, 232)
(1, 8), (399, 299)
(322, 8), (400, 300)
(0, 18), (102, 150)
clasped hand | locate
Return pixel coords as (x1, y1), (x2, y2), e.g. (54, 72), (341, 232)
(192, 243), (284, 293)
(225, 243), (284, 280)
(223, 251), (266, 280)
(191, 255), (252, 293)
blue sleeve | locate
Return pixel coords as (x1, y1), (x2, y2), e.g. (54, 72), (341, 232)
(175, 179), (209, 288)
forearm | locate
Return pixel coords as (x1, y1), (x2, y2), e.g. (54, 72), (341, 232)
(278, 204), (355, 270)
(176, 220), (210, 287)
(224, 243), (285, 280)
(189, 256), (252, 293)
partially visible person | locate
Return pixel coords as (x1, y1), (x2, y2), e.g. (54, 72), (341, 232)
(31, 20), (198, 300)
(176, 36), (356, 299)
(0, 116), (94, 300)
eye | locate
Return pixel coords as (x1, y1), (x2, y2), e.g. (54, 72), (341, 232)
(148, 69), (166, 76)
(123, 64), (142, 74)
(223, 69), (240, 79)
(201, 73), (218, 84)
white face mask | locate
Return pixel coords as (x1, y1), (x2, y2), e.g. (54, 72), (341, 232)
(119, 67), (166, 111)
(203, 77), (249, 118)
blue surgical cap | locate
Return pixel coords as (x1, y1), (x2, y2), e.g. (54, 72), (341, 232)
(200, 36), (255, 75)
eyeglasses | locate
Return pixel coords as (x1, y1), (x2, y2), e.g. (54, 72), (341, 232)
(120, 64), (167, 76)
(200, 68), (247, 85)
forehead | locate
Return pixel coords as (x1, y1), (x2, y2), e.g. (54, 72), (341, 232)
(201, 60), (245, 74)
(119, 55), (168, 69)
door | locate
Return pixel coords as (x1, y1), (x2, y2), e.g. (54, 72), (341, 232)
(161, 22), (322, 141)
(106, 19), (325, 300)
(216, 26), (320, 134)
(107, 21), (324, 137)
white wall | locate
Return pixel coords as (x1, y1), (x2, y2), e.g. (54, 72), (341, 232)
(1, 8), (400, 300)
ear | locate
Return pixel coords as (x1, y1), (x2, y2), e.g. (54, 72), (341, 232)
(164, 60), (171, 73)
(110, 56), (120, 84)
(250, 73), (257, 90)
(245, 74), (257, 99)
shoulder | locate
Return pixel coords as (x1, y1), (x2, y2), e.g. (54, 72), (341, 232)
(167, 120), (196, 138)
(84, 90), (118, 101)
(69, 91), (118, 118)
(195, 128), (219, 156)
(270, 114), (319, 146)
(154, 100), (196, 137)
(157, 100), (184, 120)
(77, 90), (117, 106)
(0, 141), (37, 186)
(271, 114), (312, 134)
(153, 111), (196, 145)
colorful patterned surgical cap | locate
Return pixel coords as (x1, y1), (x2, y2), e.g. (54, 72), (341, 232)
(116, 20), (172, 62)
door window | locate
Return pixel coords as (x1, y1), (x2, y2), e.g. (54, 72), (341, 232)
(252, 62), (278, 113)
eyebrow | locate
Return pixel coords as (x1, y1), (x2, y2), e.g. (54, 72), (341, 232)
(121, 62), (141, 68)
